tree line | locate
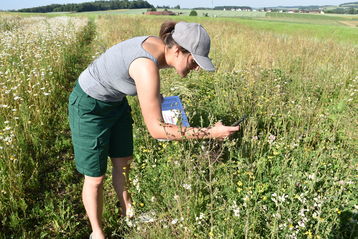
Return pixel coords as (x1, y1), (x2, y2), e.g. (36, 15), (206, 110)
(214, 6), (252, 10)
(16, 0), (153, 13)
(325, 7), (358, 14)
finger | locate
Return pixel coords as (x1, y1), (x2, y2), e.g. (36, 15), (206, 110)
(228, 126), (240, 131)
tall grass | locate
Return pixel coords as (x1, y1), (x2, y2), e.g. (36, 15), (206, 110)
(94, 15), (357, 239)
(0, 14), (357, 238)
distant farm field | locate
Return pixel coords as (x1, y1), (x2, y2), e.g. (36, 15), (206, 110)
(72, 9), (358, 44)
(0, 10), (357, 239)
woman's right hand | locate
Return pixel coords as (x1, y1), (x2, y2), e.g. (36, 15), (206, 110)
(208, 121), (240, 139)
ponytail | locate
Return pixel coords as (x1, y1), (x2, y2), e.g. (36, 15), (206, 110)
(159, 21), (189, 53)
(159, 21), (176, 44)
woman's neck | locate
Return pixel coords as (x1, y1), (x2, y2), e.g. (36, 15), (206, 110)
(142, 36), (169, 69)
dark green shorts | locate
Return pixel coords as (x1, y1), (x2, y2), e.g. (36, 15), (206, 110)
(68, 81), (133, 177)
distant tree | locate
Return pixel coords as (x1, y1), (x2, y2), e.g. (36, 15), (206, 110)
(174, 5), (180, 9)
(148, 7), (157, 12)
(348, 7), (355, 14)
(189, 10), (198, 16)
(214, 6), (251, 10)
(202, 12), (209, 17)
(156, 5), (170, 9)
(17, 0), (153, 13)
(325, 7), (358, 14)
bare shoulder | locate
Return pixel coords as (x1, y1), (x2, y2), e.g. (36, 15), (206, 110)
(129, 57), (158, 80)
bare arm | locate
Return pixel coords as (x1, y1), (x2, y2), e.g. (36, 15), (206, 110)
(129, 58), (239, 140)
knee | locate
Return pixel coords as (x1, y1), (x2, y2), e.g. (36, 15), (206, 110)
(84, 175), (105, 188)
(111, 156), (133, 168)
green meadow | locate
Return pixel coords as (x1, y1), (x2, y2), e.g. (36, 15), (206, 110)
(78, 10), (358, 45)
(0, 10), (357, 238)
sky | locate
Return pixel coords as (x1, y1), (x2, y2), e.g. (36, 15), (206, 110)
(0, 0), (350, 11)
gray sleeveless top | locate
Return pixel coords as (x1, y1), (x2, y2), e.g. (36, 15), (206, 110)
(78, 36), (158, 102)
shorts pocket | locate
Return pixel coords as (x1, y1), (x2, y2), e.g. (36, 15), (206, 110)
(69, 92), (78, 105)
(73, 137), (99, 151)
(68, 93), (79, 133)
(78, 95), (97, 118)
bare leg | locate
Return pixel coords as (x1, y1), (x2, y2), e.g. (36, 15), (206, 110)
(111, 156), (133, 217)
(83, 175), (106, 239)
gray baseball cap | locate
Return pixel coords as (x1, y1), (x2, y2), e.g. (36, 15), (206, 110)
(172, 22), (215, 72)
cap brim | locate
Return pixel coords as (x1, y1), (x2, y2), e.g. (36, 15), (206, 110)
(192, 54), (215, 72)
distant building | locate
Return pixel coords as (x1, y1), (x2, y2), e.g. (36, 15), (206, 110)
(145, 11), (175, 15)
(307, 10), (325, 14)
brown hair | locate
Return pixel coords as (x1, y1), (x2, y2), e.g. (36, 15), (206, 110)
(159, 21), (189, 53)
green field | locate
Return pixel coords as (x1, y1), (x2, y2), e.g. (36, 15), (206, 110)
(0, 10), (357, 239)
(73, 9), (358, 45)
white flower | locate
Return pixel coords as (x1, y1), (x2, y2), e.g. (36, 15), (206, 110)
(268, 134), (276, 144)
(243, 195), (250, 201)
(171, 218), (178, 224)
(182, 184), (192, 190)
(233, 208), (240, 217)
(4, 136), (13, 144)
(278, 194), (288, 203)
(298, 220), (305, 228)
(125, 217), (134, 227)
(137, 211), (156, 223)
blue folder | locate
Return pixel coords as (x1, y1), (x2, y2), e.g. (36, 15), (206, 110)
(161, 96), (190, 127)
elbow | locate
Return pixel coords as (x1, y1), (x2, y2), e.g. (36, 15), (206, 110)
(149, 131), (163, 140)
(147, 126), (165, 140)
(145, 120), (178, 140)
(147, 124), (174, 140)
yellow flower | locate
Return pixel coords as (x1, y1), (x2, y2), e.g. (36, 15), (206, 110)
(304, 230), (313, 238)
(335, 208), (342, 214)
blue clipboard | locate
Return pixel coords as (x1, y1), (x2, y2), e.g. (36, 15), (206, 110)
(161, 96), (190, 127)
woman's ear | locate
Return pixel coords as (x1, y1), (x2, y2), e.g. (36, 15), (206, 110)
(171, 44), (180, 57)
